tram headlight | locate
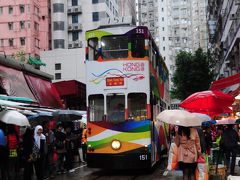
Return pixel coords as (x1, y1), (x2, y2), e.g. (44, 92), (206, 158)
(111, 140), (121, 150)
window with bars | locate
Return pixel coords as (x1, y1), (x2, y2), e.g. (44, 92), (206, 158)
(19, 4), (25, 13)
(8, 22), (13, 30)
(72, 0), (78, 6)
(20, 37), (25, 46)
(53, 21), (64, 30)
(9, 39), (14, 46)
(55, 73), (61, 80)
(55, 63), (61, 70)
(92, 12), (99, 21)
(53, 3), (64, 13)
(9, 6), (13, 14)
(54, 39), (65, 49)
(20, 21), (25, 29)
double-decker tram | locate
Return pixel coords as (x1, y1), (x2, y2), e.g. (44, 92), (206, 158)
(85, 20), (170, 169)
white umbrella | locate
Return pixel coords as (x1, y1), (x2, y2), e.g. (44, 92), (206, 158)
(80, 114), (87, 124)
(0, 110), (30, 126)
(156, 110), (207, 127)
(216, 117), (236, 125)
(192, 113), (211, 122)
(52, 109), (84, 121)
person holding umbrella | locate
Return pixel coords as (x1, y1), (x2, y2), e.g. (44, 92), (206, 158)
(220, 124), (239, 175)
(175, 126), (202, 180)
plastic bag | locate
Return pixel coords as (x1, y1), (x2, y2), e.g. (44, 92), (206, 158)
(167, 142), (178, 170)
(196, 155), (209, 180)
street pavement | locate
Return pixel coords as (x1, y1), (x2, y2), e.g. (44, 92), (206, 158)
(18, 159), (240, 180)
(50, 163), (240, 180)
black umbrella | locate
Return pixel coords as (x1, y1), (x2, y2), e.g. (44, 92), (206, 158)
(52, 109), (83, 121)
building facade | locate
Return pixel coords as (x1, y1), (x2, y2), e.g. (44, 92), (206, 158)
(42, 0), (120, 83)
(208, 0), (240, 79)
(51, 0), (118, 50)
(168, 0), (208, 77)
(136, 0), (158, 39)
(0, 0), (50, 58)
(118, 0), (136, 23)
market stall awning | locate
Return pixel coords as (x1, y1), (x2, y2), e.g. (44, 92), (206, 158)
(0, 65), (63, 108)
(28, 56), (46, 66)
(210, 73), (240, 91)
(0, 95), (35, 103)
(53, 80), (85, 96)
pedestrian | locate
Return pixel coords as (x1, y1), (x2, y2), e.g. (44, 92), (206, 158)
(65, 125), (75, 173)
(81, 124), (87, 162)
(220, 124), (239, 175)
(6, 124), (19, 180)
(0, 128), (8, 180)
(203, 127), (212, 155)
(175, 126), (201, 180)
(196, 127), (206, 154)
(43, 122), (56, 178)
(55, 123), (67, 174)
(22, 127), (34, 180)
(34, 125), (46, 180)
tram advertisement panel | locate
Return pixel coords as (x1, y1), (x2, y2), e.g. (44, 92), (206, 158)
(86, 60), (150, 95)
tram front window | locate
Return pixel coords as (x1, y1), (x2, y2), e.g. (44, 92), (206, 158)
(89, 94), (104, 122)
(107, 93), (125, 123)
(101, 35), (128, 59)
(128, 93), (147, 121)
(88, 38), (98, 61)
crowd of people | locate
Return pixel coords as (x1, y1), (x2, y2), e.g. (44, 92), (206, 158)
(170, 124), (240, 180)
(0, 120), (87, 180)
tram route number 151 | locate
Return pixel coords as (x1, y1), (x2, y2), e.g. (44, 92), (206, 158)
(139, 155), (147, 160)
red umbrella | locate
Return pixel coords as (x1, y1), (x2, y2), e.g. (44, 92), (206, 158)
(180, 90), (234, 116)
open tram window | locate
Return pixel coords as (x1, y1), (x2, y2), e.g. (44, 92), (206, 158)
(88, 38), (99, 61)
(131, 34), (145, 58)
(106, 93), (125, 123)
(89, 94), (104, 122)
(101, 35), (128, 59)
(128, 93), (147, 121)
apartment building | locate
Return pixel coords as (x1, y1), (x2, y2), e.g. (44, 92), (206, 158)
(41, 0), (119, 83)
(168, 0), (208, 75)
(136, 0), (158, 39)
(208, 0), (240, 78)
(0, 0), (50, 58)
(118, 0), (136, 23)
(51, 0), (118, 50)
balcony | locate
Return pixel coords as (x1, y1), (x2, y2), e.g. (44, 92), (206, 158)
(67, 6), (82, 14)
(68, 23), (83, 31)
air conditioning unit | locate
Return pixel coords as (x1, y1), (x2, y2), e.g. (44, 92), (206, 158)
(235, 0), (240, 5)
(68, 9), (71, 13)
(74, 25), (78, 30)
(73, 43), (79, 47)
(74, 8), (79, 12)
(68, 44), (73, 48)
(68, 25), (73, 30)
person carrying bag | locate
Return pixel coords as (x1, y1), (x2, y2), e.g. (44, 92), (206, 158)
(175, 126), (202, 180)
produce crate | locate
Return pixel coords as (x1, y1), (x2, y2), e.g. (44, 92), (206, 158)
(209, 165), (226, 180)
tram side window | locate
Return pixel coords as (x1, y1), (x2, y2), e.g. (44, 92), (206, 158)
(107, 93), (125, 123)
(101, 35), (128, 59)
(88, 38), (98, 61)
(89, 94), (104, 121)
(131, 34), (145, 58)
(128, 93), (147, 121)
